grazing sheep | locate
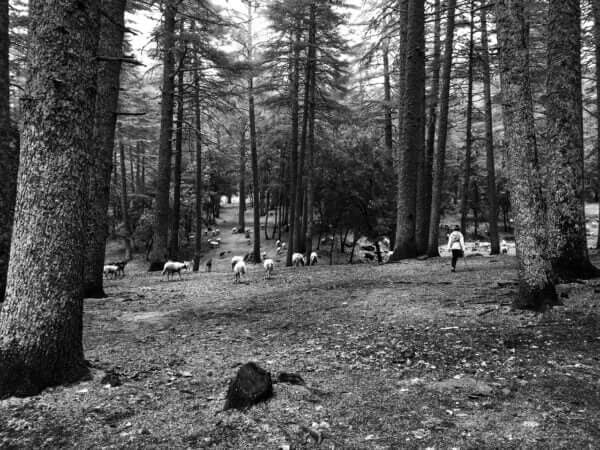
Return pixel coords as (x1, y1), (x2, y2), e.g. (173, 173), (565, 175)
(292, 252), (305, 267)
(103, 264), (119, 279)
(309, 251), (318, 266)
(276, 246), (281, 255)
(162, 261), (191, 281)
(106, 260), (127, 278)
(232, 255), (244, 270)
(209, 240), (220, 248)
(281, 242), (287, 249)
(233, 260), (247, 284)
(263, 258), (274, 279)
(232, 227), (238, 234)
(275, 239), (281, 248)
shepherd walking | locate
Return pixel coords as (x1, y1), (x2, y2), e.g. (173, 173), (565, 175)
(447, 225), (465, 272)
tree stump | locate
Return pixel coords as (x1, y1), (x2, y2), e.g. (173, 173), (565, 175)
(224, 362), (273, 411)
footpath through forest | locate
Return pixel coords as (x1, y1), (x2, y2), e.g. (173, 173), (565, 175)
(1, 205), (599, 448)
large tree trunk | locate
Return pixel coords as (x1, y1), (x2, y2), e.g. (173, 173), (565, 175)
(148, 1), (176, 271)
(495, 0), (558, 310)
(119, 143), (133, 260)
(416, 0), (441, 255)
(238, 126), (247, 231)
(0, 0), (18, 302)
(383, 37), (393, 161)
(391, 0), (423, 260)
(83, 0), (127, 298)
(0, 0), (99, 397)
(545, 0), (598, 279)
(192, 22), (203, 272)
(427, 0), (457, 257)
(248, 1), (261, 264)
(481, 1), (500, 255)
(304, 3), (317, 257)
(460, 1), (475, 235)
(169, 37), (186, 260)
(286, 26), (301, 266)
(594, 0), (600, 251)
(294, 25), (308, 254)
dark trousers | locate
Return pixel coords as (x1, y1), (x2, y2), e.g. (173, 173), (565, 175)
(451, 249), (463, 268)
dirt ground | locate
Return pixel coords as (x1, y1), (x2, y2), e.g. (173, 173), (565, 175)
(1, 206), (600, 449)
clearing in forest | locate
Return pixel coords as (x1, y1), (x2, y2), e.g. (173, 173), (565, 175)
(1, 236), (599, 448)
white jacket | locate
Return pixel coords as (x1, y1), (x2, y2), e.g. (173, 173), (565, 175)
(447, 231), (465, 251)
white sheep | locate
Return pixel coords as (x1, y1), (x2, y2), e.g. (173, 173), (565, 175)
(276, 246), (282, 255)
(232, 227), (238, 234)
(292, 252), (305, 267)
(281, 242), (287, 249)
(233, 260), (247, 284)
(276, 239), (281, 247)
(103, 264), (119, 279)
(162, 260), (191, 281)
(263, 258), (274, 279)
(309, 251), (318, 266)
(231, 255), (244, 270)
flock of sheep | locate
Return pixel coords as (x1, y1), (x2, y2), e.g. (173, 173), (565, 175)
(102, 232), (321, 285)
(231, 244), (319, 284)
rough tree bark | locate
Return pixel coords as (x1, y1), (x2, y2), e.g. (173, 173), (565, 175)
(0, 0), (100, 397)
(192, 21), (203, 272)
(416, 0), (441, 255)
(238, 126), (247, 231)
(83, 0), (127, 298)
(392, 0), (423, 260)
(594, 0), (600, 250)
(304, 2), (317, 257)
(169, 33), (186, 260)
(248, 0), (261, 264)
(148, 1), (176, 271)
(427, 0), (457, 257)
(119, 143), (133, 260)
(460, 1), (475, 235)
(495, 0), (558, 310)
(545, 0), (598, 279)
(287, 25), (301, 266)
(481, 1), (500, 255)
(0, 0), (18, 302)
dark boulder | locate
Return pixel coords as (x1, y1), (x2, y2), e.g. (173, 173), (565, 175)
(224, 362), (273, 411)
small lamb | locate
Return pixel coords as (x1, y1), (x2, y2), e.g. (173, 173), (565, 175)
(309, 251), (318, 266)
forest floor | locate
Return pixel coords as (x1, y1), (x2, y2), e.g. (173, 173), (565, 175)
(1, 206), (600, 449)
